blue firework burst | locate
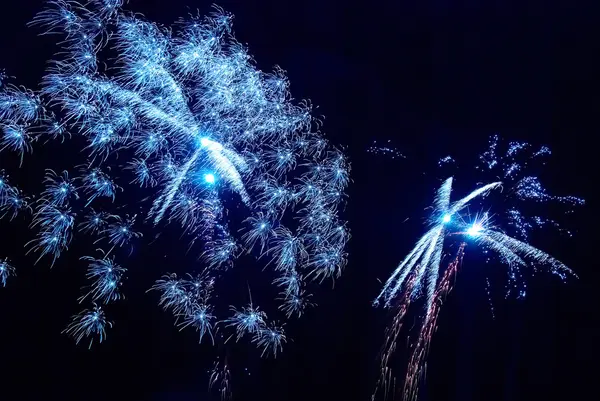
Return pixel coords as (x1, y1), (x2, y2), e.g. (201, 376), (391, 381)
(0, 2), (349, 395)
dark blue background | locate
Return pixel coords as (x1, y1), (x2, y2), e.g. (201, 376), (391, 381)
(0, 1), (597, 400)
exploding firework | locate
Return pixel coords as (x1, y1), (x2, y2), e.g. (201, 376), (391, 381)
(373, 136), (582, 401)
(0, 257), (16, 287)
(0, 0), (349, 394)
(0, 171), (31, 221)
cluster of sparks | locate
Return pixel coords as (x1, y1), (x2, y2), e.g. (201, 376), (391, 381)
(438, 155), (455, 167)
(479, 136), (583, 244)
(373, 136), (583, 401)
(0, 0), (349, 395)
(367, 140), (406, 160)
(0, 257), (16, 287)
(0, 171), (31, 220)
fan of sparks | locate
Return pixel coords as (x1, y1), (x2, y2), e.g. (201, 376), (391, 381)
(0, 0), (349, 386)
(373, 135), (583, 401)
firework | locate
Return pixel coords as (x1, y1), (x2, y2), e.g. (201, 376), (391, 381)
(78, 209), (109, 235)
(0, 172), (31, 220)
(40, 170), (78, 206)
(0, 257), (16, 287)
(78, 253), (126, 304)
(178, 303), (217, 345)
(62, 304), (113, 349)
(252, 324), (287, 357)
(374, 136), (582, 401)
(0, 0), (348, 393)
(26, 203), (75, 266)
(0, 124), (35, 166)
(226, 303), (268, 342)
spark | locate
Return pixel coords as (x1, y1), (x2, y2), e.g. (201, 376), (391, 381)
(438, 155), (455, 166)
(62, 304), (113, 349)
(367, 140), (406, 159)
(252, 324), (287, 357)
(40, 169), (78, 206)
(0, 257), (16, 287)
(204, 173), (216, 184)
(78, 254), (126, 304)
(277, 290), (313, 318)
(226, 303), (267, 342)
(209, 357), (231, 401)
(178, 304), (216, 345)
(467, 220), (484, 237)
(98, 214), (142, 253)
(0, 124), (35, 166)
(0, 173), (30, 220)
(79, 168), (119, 207)
(26, 203), (75, 266)
(79, 210), (109, 235)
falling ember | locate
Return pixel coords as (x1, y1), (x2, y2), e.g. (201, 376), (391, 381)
(403, 243), (465, 401)
(372, 271), (420, 401)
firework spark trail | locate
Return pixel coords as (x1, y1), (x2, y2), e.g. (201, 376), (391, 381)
(433, 177), (453, 214)
(407, 226), (444, 304)
(201, 138), (249, 200)
(448, 181), (502, 215)
(478, 229), (576, 279)
(376, 179), (500, 310)
(149, 138), (249, 224)
(375, 228), (438, 307)
(372, 271), (420, 401)
(403, 243), (465, 401)
(148, 147), (203, 224)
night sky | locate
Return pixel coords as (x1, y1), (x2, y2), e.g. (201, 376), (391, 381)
(0, 1), (598, 401)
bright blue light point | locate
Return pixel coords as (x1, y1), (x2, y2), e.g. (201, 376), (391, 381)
(204, 173), (216, 184)
(467, 223), (483, 237)
(442, 214), (451, 223)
